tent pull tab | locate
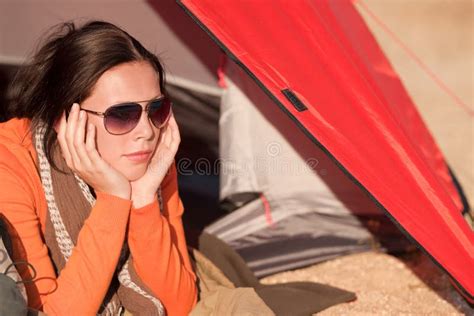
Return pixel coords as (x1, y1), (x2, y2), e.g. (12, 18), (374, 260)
(282, 89), (308, 112)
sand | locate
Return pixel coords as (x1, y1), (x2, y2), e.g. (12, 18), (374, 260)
(262, 251), (473, 315)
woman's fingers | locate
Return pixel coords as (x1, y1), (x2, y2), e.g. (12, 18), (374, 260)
(84, 122), (96, 155)
(161, 113), (178, 149)
(59, 103), (94, 172)
(84, 123), (104, 166)
(56, 104), (130, 199)
(65, 103), (81, 169)
(74, 109), (93, 168)
(83, 122), (130, 199)
(171, 114), (181, 142)
(167, 114), (180, 150)
(151, 113), (180, 168)
(161, 122), (171, 148)
(56, 111), (72, 165)
(84, 123), (111, 172)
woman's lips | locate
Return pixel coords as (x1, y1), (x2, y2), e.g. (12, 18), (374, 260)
(124, 151), (152, 162)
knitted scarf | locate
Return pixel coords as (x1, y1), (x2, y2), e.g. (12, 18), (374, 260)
(34, 125), (165, 316)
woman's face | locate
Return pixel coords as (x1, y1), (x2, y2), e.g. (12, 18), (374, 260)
(80, 61), (162, 181)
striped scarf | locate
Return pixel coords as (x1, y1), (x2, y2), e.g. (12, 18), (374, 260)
(34, 125), (165, 316)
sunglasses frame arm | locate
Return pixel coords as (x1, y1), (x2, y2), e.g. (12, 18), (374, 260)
(80, 108), (106, 117)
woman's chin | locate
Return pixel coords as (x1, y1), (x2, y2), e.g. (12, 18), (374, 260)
(122, 167), (148, 182)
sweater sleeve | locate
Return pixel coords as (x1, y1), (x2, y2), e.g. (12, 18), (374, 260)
(0, 149), (132, 315)
(128, 162), (197, 316)
(43, 192), (131, 315)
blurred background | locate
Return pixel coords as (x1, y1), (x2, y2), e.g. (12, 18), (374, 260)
(356, 0), (473, 212)
(0, 0), (472, 313)
(0, 0), (471, 214)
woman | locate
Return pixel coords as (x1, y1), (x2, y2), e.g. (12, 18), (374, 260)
(0, 21), (197, 315)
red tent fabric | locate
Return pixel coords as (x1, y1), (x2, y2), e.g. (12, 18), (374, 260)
(177, 0), (473, 300)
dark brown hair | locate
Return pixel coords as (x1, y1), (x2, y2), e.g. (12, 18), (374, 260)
(7, 20), (166, 170)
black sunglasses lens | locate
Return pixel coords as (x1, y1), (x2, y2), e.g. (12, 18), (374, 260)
(104, 104), (142, 135)
(148, 98), (171, 128)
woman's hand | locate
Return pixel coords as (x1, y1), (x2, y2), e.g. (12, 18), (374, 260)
(130, 112), (180, 208)
(56, 103), (131, 200)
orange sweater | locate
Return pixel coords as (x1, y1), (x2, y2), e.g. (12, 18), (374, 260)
(0, 118), (197, 315)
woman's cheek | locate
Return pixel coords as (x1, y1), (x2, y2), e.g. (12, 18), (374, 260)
(94, 135), (122, 170)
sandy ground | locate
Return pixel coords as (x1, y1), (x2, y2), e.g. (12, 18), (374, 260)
(262, 251), (473, 315)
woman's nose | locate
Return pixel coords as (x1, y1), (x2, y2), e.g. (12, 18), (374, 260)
(133, 109), (155, 139)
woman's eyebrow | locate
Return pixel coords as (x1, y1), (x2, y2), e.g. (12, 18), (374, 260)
(113, 94), (164, 105)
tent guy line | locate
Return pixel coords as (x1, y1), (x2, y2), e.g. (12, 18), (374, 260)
(354, 0), (474, 117)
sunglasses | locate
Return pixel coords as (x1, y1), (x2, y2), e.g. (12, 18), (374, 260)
(80, 96), (172, 135)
